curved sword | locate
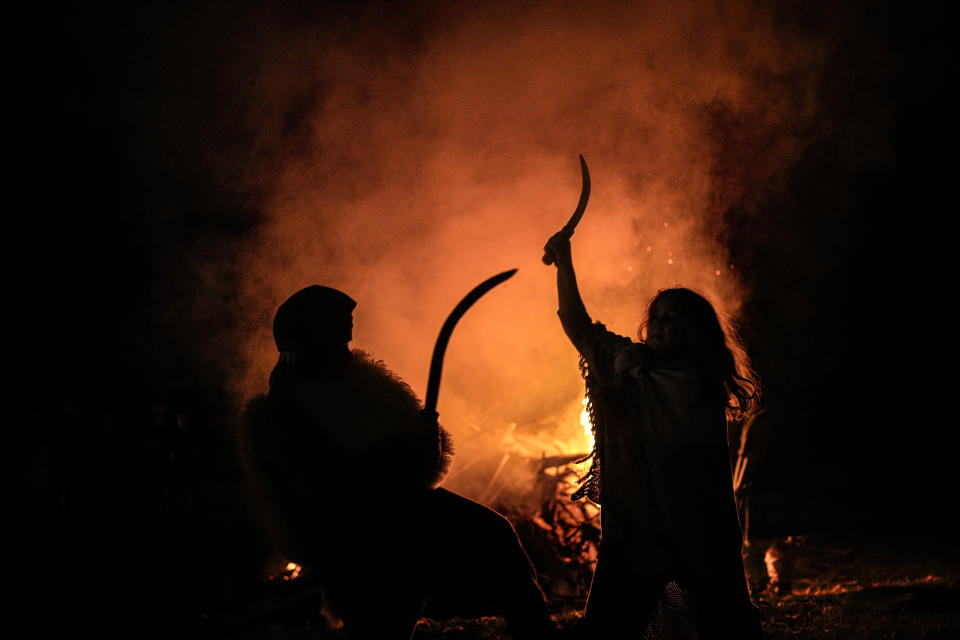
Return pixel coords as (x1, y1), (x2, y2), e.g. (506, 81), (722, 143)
(542, 154), (591, 265)
(424, 269), (517, 415)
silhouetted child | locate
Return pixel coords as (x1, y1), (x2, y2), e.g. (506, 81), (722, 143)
(543, 232), (764, 639)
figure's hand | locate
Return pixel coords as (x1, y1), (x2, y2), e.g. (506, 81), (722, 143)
(543, 231), (573, 267)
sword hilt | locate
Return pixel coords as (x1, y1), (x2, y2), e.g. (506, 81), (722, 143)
(541, 227), (574, 265)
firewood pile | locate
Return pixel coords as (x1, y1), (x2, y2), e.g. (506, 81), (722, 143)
(461, 451), (602, 602)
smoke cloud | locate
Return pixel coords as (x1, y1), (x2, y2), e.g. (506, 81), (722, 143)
(169, 0), (831, 495)
(26, 0), (949, 535)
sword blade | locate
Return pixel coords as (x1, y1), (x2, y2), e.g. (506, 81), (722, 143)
(563, 154), (591, 234)
(542, 155), (590, 265)
(424, 269), (517, 413)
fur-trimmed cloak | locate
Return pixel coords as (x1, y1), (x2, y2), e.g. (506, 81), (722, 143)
(244, 349), (453, 563)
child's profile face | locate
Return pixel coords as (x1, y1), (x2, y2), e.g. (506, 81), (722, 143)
(646, 297), (689, 361)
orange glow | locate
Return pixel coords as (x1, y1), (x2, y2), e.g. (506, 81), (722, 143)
(229, 1), (826, 501)
(764, 545), (782, 586)
(789, 574), (945, 597)
(284, 562), (302, 580)
(264, 558), (304, 582)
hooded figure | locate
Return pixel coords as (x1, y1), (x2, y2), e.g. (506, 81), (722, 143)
(244, 285), (557, 640)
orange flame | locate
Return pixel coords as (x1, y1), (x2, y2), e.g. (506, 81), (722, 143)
(580, 396), (593, 450)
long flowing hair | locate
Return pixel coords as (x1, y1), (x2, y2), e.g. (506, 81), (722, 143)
(639, 287), (761, 421)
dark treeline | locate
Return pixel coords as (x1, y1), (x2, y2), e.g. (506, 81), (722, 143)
(14, 3), (271, 630)
(726, 2), (956, 541)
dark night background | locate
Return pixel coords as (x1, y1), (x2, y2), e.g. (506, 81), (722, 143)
(12, 0), (956, 633)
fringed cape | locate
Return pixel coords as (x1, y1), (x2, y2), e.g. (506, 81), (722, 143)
(566, 320), (762, 638)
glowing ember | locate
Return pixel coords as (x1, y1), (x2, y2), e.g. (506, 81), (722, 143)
(284, 562), (302, 580)
(764, 545), (782, 585)
(265, 558), (304, 582)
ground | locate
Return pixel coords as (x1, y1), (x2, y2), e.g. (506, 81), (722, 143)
(192, 536), (958, 639)
(749, 538), (959, 640)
